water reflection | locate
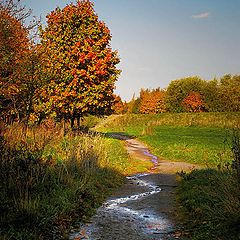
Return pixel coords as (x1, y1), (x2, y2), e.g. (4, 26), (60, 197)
(69, 138), (175, 240)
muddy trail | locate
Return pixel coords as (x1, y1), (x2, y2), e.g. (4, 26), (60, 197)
(69, 134), (198, 240)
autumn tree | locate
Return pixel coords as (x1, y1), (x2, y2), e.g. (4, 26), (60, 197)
(165, 76), (206, 112)
(17, 45), (46, 125)
(40, 0), (120, 128)
(140, 88), (166, 114)
(0, 0), (41, 125)
(181, 91), (206, 112)
(0, 0), (32, 22)
(112, 95), (127, 114)
(0, 1), (30, 122)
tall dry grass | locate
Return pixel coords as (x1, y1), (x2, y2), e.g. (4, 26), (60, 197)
(0, 120), (123, 239)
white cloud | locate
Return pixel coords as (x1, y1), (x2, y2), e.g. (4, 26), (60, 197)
(191, 12), (210, 19)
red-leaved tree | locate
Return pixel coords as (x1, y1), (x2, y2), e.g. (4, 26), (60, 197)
(0, 3), (30, 122)
(181, 91), (206, 112)
(40, 0), (120, 128)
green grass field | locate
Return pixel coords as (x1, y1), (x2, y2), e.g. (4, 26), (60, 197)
(97, 113), (239, 167)
(140, 126), (231, 166)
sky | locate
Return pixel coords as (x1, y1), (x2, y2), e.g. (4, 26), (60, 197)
(21, 0), (240, 101)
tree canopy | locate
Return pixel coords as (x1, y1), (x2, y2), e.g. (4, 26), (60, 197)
(0, 1), (31, 122)
(40, 0), (120, 127)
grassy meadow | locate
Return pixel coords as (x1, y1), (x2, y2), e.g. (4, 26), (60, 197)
(96, 112), (240, 167)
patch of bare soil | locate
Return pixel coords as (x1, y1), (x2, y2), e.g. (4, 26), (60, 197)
(69, 135), (199, 240)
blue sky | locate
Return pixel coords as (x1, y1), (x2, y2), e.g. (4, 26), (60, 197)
(22, 0), (240, 101)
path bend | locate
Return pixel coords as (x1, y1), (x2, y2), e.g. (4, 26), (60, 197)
(69, 134), (198, 240)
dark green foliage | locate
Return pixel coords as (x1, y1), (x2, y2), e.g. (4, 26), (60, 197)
(219, 74), (240, 112)
(165, 76), (206, 112)
(164, 75), (240, 113)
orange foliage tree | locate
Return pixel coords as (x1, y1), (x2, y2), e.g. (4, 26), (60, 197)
(40, 0), (120, 128)
(112, 95), (127, 114)
(0, 0), (42, 125)
(181, 91), (206, 112)
(0, 2), (30, 122)
(140, 88), (166, 114)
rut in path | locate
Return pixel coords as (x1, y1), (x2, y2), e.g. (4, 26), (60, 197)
(69, 134), (198, 240)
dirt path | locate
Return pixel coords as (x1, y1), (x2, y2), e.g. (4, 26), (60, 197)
(69, 135), (199, 240)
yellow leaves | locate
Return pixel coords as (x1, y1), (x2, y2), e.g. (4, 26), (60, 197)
(79, 69), (87, 77)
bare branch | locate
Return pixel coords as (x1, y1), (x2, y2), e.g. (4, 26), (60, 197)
(0, 0), (32, 23)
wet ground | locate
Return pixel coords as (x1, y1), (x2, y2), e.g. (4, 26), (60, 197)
(69, 136), (198, 240)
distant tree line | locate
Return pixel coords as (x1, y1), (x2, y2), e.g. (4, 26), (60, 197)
(113, 75), (240, 114)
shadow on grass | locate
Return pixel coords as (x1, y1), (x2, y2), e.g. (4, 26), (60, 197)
(103, 132), (136, 140)
(73, 127), (136, 141)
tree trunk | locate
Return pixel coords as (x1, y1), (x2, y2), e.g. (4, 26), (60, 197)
(70, 115), (75, 130)
(77, 115), (82, 129)
(63, 119), (67, 136)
